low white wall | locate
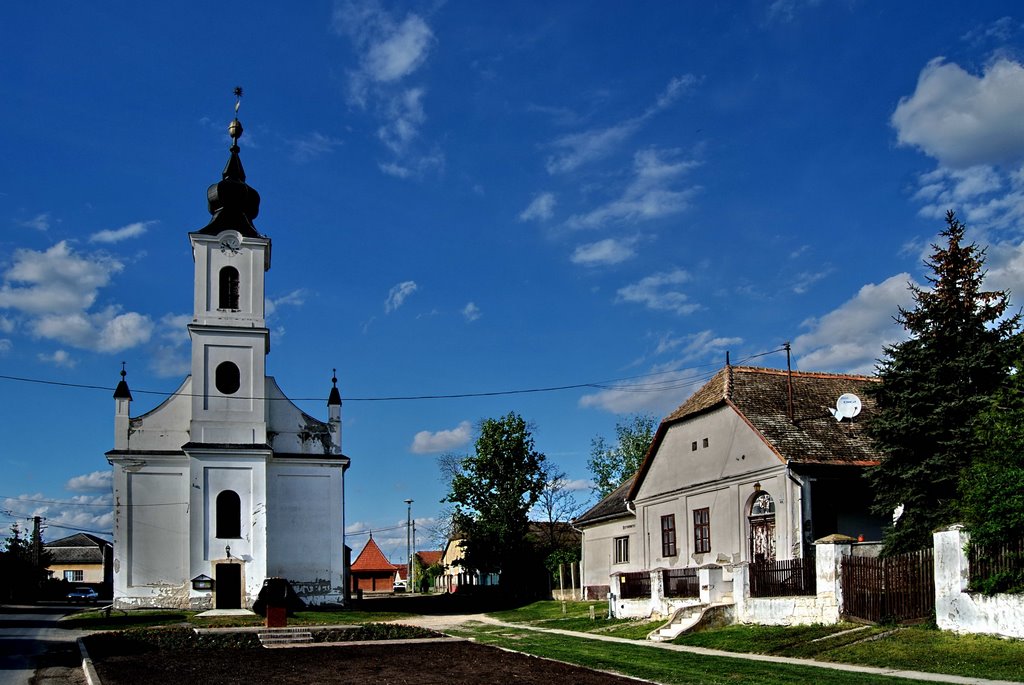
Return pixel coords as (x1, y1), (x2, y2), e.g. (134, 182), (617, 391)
(934, 527), (1024, 640)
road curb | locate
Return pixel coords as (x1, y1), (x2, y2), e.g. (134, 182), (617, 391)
(77, 637), (101, 685)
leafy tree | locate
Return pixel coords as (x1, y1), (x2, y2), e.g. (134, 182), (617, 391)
(961, 340), (1024, 593)
(587, 414), (657, 499)
(0, 523), (50, 603)
(868, 211), (1019, 555)
(444, 412), (548, 593)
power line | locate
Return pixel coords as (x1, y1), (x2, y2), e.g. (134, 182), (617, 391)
(0, 496), (181, 508)
(0, 346), (785, 404)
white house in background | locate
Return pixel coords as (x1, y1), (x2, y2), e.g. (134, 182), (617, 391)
(106, 111), (350, 610)
(576, 364), (887, 601)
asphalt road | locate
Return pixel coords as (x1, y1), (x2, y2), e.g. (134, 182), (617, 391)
(0, 605), (84, 685)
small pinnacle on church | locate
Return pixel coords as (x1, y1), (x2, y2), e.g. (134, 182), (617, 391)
(228, 86), (244, 146)
(120, 361), (127, 380)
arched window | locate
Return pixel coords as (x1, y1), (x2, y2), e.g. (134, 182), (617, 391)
(219, 267), (240, 309)
(215, 362), (240, 395)
(216, 490), (241, 538)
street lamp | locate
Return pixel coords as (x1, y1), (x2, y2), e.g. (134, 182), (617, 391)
(404, 498), (413, 593)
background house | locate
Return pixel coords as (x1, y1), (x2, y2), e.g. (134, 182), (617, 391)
(350, 536), (398, 594)
(45, 533), (113, 597)
(577, 365), (888, 599)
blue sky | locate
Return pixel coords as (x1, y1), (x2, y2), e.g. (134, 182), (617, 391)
(3, 2), (1024, 563)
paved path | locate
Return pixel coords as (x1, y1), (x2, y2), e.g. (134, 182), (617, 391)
(0, 605), (85, 685)
(388, 613), (1023, 685)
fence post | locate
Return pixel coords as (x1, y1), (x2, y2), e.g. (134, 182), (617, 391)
(934, 525), (968, 633)
(733, 562), (750, 622)
(650, 568), (664, 614)
(815, 534), (855, 624)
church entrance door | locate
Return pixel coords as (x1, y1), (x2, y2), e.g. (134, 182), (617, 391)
(215, 563), (241, 609)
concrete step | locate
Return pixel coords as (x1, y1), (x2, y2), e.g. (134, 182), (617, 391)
(257, 628), (313, 646)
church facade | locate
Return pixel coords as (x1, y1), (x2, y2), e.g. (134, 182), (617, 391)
(106, 110), (349, 610)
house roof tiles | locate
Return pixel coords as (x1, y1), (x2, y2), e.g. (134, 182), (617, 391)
(350, 536), (397, 572)
(573, 475), (636, 526)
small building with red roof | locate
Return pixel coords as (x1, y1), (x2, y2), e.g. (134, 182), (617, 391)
(350, 536), (398, 593)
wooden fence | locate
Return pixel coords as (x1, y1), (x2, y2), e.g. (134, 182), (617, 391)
(969, 537), (1024, 592)
(618, 571), (651, 599)
(841, 548), (934, 624)
(663, 567), (700, 598)
(749, 557), (815, 598)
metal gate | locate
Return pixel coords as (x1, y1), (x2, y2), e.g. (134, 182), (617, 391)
(841, 548), (934, 623)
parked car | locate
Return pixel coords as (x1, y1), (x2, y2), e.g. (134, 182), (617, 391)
(67, 587), (99, 604)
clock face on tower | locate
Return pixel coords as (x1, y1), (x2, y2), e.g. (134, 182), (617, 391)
(219, 235), (241, 255)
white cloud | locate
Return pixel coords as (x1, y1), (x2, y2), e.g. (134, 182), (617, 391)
(385, 280), (418, 312)
(290, 132), (344, 163)
(266, 289), (307, 317)
(378, 88), (426, 154)
(32, 307), (154, 353)
(792, 269), (832, 294)
(4, 492), (114, 538)
(19, 213), (51, 231)
(410, 420), (472, 454)
(66, 470), (112, 493)
(893, 58), (1024, 170)
(571, 237), (637, 266)
(90, 221), (154, 244)
(0, 316), (13, 334)
(519, 192), (556, 222)
(0, 241), (121, 315)
(565, 148), (700, 230)
(615, 268), (698, 315)
(0, 339), (10, 354)
(37, 349), (75, 367)
(545, 76), (697, 174)
(462, 302), (481, 322)
(793, 273), (915, 374)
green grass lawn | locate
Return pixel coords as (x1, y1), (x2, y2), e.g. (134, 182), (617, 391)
(451, 622), (906, 685)
(485, 602), (1024, 682)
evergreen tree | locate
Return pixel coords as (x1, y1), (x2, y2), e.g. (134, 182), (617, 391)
(868, 211), (1018, 555)
(444, 412), (548, 594)
(961, 339), (1024, 592)
(587, 414), (656, 499)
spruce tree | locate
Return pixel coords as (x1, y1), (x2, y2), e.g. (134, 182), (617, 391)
(867, 211), (1018, 555)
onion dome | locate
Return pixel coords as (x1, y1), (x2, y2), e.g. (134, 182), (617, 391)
(328, 369), (342, 407)
(113, 363), (133, 401)
(197, 87), (262, 237)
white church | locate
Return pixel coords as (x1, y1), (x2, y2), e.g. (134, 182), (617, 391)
(106, 107), (349, 610)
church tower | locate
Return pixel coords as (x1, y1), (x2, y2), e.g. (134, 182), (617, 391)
(187, 104), (271, 445)
(107, 92), (349, 611)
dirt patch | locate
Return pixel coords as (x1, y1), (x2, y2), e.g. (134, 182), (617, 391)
(93, 640), (644, 684)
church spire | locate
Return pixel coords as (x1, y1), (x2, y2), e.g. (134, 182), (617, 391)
(198, 86), (262, 237)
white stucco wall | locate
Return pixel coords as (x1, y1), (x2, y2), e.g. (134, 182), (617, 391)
(580, 515), (638, 598)
(935, 527), (1024, 639)
(633, 407), (796, 570)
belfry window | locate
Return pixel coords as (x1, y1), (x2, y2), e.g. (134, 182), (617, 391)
(219, 266), (240, 309)
(216, 490), (241, 538)
(215, 362), (241, 395)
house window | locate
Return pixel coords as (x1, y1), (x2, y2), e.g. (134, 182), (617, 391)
(661, 514), (677, 557)
(613, 536), (629, 564)
(219, 266), (240, 309)
(64, 570), (84, 582)
(216, 490), (242, 538)
(702, 438), (709, 448)
(691, 441), (698, 451)
(693, 508), (711, 554)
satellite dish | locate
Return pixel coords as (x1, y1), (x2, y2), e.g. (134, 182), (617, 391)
(831, 393), (862, 421)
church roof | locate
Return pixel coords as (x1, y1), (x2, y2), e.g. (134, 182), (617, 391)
(351, 537), (397, 572)
(195, 95), (262, 238)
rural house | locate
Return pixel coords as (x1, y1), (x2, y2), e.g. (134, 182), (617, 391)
(350, 536), (398, 593)
(106, 109), (349, 610)
(45, 532), (113, 596)
(576, 364), (887, 601)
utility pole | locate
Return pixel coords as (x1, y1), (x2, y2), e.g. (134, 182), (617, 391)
(404, 498), (413, 592)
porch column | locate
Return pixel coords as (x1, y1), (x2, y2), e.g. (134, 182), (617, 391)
(699, 564), (724, 604)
